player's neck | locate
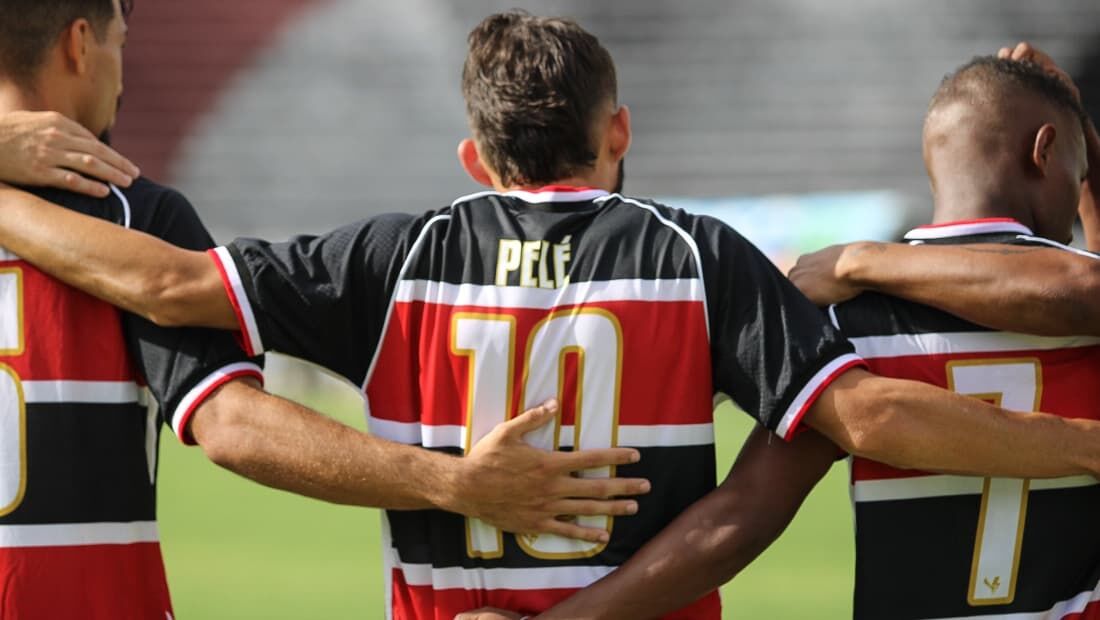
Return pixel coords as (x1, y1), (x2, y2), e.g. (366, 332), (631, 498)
(930, 185), (1036, 231)
(0, 79), (79, 122)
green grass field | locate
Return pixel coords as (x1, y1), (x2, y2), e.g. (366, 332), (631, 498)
(157, 378), (855, 619)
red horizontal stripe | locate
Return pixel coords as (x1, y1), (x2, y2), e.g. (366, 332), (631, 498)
(1, 262), (134, 381)
(0, 542), (172, 620)
(368, 300), (713, 428)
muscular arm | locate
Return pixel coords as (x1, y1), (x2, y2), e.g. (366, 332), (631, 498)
(192, 381), (650, 541)
(791, 241), (1100, 337)
(531, 427), (836, 620)
(804, 368), (1099, 478)
(0, 183), (231, 327)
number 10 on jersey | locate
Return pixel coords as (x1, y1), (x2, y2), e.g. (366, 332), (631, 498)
(451, 308), (623, 560)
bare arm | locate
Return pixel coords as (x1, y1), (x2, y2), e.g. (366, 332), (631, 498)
(525, 427), (836, 620)
(0, 183), (233, 328)
(191, 382), (651, 541)
(804, 368), (1100, 478)
(789, 241), (1100, 337)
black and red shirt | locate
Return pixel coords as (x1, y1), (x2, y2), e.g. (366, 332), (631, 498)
(834, 218), (1100, 620)
(210, 186), (860, 619)
(0, 179), (261, 620)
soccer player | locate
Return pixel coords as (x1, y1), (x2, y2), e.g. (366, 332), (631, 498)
(0, 3), (647, 618)
(3, 13), (1100, 619)
(468, 45), (1100, 620)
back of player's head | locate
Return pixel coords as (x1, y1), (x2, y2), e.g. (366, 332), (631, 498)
(928, 56), (1085, 127)
(0, 0), (132, 87)
(462, 11), (618, 186)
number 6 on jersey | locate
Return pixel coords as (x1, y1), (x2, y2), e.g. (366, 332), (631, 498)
(0, 268), (26, 516)
(452, 308), (622, 560)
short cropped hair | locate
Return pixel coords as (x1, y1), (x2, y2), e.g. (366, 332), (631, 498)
(461, 11), (618, 186)
(0, 0), (133, 87)
(930, 55), (1086, 124)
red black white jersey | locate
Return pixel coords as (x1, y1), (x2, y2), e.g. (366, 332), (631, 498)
(0, 179), (261, 620)
(211, 186), (860, 619)
(832, 218), (1100, 620)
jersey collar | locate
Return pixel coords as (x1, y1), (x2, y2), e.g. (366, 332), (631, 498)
(904, 217), (1033, 241)
(501, 185), (610, 204)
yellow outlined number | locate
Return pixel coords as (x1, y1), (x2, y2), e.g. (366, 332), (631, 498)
(451, 309), (622, 560)
(0, 267), (26, 516)
(947, 358), (1041, 607)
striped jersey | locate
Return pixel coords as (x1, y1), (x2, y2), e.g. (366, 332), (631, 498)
(832, 218), (1100, 620)
(211, 186), (861, 619)
(0, 180), (261, 620)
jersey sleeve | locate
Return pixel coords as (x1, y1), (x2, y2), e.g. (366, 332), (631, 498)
(122, 186), (263, 444)
(207, 213), (422, 386)
(693, 216), (865, 439)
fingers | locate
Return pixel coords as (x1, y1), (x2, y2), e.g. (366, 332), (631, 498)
(502, 398), (559, 435)
(545, 498), (640, 517)
(60, 150), (135, 189)
(538, 518), (612, 544)
(62, 134), (139, 179)
(46, 168), (110, 198)
(549, 446), (640, 470)
(555, 475), (651, 499)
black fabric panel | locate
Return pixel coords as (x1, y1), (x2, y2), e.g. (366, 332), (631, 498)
(387, 445), (716, 568)
(24, 180), (260, 430)
(854, 486), (1100, 619)
(0, 402), (156, 525)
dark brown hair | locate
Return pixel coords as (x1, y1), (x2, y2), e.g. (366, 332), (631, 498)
(0, 0), (133, 86)
(461, 11), (618, 186)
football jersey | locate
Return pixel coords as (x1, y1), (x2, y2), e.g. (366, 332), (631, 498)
(209, 186), (861, 619)
(832, 218), (1100, 620)
(0, 179), (261, 620)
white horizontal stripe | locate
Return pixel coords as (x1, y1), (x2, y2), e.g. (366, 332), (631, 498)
(170, 362), (263, 440)
(396, 561), (615, 590)
(22, 380), (140, 404)
(776, 353), (863, 439)
(853, 474), (1098, 503)
(904, 220), (1032, 240)
(850, 331), (1100, 359)
(394, 278), (703, 310)
(502, 188), (610, 203)
(213, 246), (264, 355)
(930, 584), (1100, 619)
(617, 423), (713, 447)
(0, 247), (16, 261)
(0, 521), (159, 548)
(368, 418), (713, 449)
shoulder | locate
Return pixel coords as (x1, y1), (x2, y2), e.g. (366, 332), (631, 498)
(118, 177), (196, 218)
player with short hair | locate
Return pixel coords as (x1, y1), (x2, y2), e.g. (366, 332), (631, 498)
(0, 3), (649, 618)
(3, 14), (1100, 619)
(476, 44), (1100, 620)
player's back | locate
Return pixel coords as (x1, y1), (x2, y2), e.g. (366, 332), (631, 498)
(833, 219), (1100, 620)
(0, 182), (172, 619)
(367, 187), (718, 618)
(214, 184), (856, 620)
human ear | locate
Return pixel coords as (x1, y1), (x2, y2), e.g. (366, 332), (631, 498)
(457, 138), (494, 188)
(1031, 123), (1057, 176)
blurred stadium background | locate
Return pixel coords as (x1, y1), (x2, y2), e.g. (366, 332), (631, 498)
(107, 1), (1100, 617)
